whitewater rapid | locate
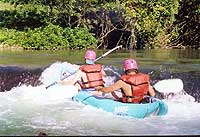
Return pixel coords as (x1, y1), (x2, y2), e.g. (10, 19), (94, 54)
(0, 62), (199, 136)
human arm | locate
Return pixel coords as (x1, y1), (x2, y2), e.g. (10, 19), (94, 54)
(148, 85), (155, 97)
(95, 80), (124, 93)
(59, 70), (81, 85)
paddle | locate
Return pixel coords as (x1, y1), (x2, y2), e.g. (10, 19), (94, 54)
(94, 45), (123, 62)
(153, 78), (184, 94)
(45, 45), (123, 89)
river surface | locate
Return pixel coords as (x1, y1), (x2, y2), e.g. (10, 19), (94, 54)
(0, 49), (199, 136)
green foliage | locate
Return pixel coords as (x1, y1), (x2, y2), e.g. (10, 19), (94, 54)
(120, 0), (180, 48)
(0, 1), (14, 10)
(174, 0), (200, 48)
(0, 0), (199, 49)
(63, 26), (97, 49)
(0, 3), (48, 29)
(0, 28), (21, 46)
(0, 23), (97, 50)
(21, 24), (68, 50)
(82, 0), (181, 49)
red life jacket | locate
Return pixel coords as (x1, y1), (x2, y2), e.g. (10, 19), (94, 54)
(79, 64), (104, 88)
(120, 73), (149, 103)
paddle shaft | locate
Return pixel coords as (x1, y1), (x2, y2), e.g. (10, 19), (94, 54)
(45, 45), (122, 89)
(95, 45), (122, 62)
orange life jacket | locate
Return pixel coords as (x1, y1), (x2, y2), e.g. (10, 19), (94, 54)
(120, 73), (149, 103)
(79, 64), (104, 89)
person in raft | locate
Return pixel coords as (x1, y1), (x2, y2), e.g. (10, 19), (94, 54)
(95, 59), (155, 103)
(59, 50), (106, 91)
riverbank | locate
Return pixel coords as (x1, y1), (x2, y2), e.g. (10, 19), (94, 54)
(1, 42), (199, 51)
(0, 43), (23, 51)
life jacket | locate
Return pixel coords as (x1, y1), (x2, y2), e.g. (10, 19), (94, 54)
(79, 64), (104, 89)
(120, 73), (149, 103)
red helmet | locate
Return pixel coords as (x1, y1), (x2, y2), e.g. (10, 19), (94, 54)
(85, 50), (96, 60)
(123, 59), (138, 71)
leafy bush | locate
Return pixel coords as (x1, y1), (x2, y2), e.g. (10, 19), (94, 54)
(0, 23), (97, 50)
(63, 26), (97, 49)
(0, 28), (23, 47)
(21, 24), (69, 50)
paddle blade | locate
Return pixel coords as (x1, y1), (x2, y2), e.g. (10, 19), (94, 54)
(154, 79), (184, 94)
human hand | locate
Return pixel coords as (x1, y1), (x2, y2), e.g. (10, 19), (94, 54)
(58, 80), (64, 85)
(95, 86), (103, 91)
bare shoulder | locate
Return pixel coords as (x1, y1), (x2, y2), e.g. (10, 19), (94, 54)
(117, 79), (126, 85)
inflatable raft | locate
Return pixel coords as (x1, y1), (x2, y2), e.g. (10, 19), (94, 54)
(73, 91), (168, 119)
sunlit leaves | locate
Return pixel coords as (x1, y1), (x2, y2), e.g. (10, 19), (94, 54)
(1, 0), (199, 49)
(1, 23), (97, 50)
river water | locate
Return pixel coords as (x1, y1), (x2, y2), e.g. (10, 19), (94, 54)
(0, 49), (199, 136)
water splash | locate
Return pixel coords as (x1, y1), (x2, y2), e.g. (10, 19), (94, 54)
(0, 62), (199, 135)
(39, 61), (80, 86)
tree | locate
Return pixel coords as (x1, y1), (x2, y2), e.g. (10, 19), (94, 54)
(172, 0), (200, 49)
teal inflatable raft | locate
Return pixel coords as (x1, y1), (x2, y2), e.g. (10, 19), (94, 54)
(73, 91), (168, 119)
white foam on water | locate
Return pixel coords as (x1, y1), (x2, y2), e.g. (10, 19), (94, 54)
(39, 61), (80, 86)
(0, 62), (199, 136)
